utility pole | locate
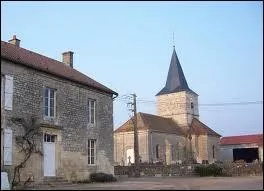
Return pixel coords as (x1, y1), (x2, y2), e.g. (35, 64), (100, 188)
(128, 93), (140, 177)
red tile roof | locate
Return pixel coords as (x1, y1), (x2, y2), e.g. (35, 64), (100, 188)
(114, 112), (221, 138)
(1, 41), (118, 95)
(190, 118), (221, 137)
(114, 112), (186, 135)
(220, 134), (263, 146)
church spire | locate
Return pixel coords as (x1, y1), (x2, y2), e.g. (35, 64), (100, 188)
(156, 46), (197, 96)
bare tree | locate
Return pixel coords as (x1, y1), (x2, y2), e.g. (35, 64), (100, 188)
(10, 116), (43, 188)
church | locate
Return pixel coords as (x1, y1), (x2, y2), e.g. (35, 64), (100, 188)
(114, 46), (221, 165)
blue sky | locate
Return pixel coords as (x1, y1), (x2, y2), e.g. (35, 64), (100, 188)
(1, 1), (263, 136)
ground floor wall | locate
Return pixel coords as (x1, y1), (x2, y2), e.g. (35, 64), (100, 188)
(258, 146), (263, 162)
(114, 131), (188, 165)
(2, 125), (114, 185)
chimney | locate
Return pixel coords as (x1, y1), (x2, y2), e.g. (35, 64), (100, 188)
(62, 51), (74, 68)
(8, 35), (20, 47)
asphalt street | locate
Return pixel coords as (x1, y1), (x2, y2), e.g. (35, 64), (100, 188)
(28, 176), (263, 190)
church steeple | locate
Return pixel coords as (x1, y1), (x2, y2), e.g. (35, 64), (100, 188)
(156, 47), (197, 96)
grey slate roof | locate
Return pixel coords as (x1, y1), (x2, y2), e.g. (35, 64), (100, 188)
(156, 47), (197, 96)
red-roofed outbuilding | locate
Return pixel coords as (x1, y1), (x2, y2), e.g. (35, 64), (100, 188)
(220, 134), (263, 163)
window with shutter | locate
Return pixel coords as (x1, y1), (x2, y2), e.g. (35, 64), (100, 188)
(4, 129), (12, 165)
(4, 75), (13, 111)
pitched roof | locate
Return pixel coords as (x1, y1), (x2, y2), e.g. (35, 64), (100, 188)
(220, 134), (263, 146)
(1, 40), (118, 96)
(114, 112), (186, 135)
(190, 118), (221, 137)
(156, 47), (197, 96)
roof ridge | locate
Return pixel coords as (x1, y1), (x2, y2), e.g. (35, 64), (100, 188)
(138, 112), (172, 120)
(1, 41), (65, 66)
(191, 118), (221, 137)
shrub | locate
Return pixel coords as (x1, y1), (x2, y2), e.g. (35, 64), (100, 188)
(194, 164), (223, 177)
(90, 172), (117, 182)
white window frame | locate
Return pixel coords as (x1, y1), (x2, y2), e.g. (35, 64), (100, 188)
(88, 139), (96, 165)
(44, 134), (56, 143)
(88, 99), (96, 124)
(44, 87), (56, 118)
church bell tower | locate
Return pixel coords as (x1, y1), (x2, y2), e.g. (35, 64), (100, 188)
(156, 46), (199, 129)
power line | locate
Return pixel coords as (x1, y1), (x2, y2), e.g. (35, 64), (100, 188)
(115, 98), (263, 106)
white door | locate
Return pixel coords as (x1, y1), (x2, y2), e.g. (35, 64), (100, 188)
(126, 148), (134, 165)
(44, 134), (56, 176)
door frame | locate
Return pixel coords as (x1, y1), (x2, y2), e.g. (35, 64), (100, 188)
(43, 133), (56, 177)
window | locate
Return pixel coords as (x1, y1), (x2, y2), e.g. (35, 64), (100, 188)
(88, 99), (96, 124)
(44, 88), (55, 118)
(190, 98), (194, 109)
(44, 134), (56, 143)
(171, 145), (175, 161)
(88, 139), (96, 165)
(212, 145), (215, 159)
(156, 144), (159, 159)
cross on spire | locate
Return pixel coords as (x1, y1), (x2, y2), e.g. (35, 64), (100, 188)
(156, 45), (197, 96)
(173, 32), (175, 48)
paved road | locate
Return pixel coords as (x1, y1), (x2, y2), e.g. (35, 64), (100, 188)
(30, 176), (263, 190)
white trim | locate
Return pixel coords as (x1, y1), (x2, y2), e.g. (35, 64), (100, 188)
(88, 139), (96, 165)
(44, 87), (56, 118)
(88, 99), (96, 125)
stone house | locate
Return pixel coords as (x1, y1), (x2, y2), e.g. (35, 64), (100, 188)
(1, 35), (118, 183)
(220, 134), (263, 163)
(114, 46), (221, 165)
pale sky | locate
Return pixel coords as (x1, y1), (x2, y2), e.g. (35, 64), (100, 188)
(1, 1), (263, 137)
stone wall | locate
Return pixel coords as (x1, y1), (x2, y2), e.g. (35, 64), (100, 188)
(207, 136), (221, 163)
(1, 59), (115, 183)
(114, 164), (196, 177)
(259, 146), (263, 162)
(114, 131), (149, 165)
(114, 162), (263, 177)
